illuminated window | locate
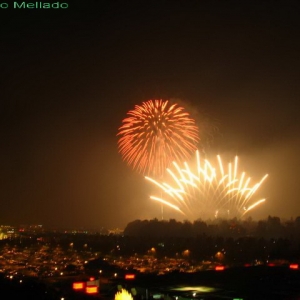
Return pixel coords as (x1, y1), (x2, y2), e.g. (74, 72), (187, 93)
(290, 264), (299, 269)
(86, 285), (98, 294)
(125, 274), (135, 279)
(73, 282), (84, 290)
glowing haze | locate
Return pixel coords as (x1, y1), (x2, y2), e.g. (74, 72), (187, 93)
(117, 99), (199, 177)
(146, 150), (268, 220)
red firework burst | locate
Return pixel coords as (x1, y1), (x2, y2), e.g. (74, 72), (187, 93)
(117, 99), (199, 177)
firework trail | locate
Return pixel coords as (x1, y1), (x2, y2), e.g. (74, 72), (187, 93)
(146, 150), (268, 220)
(118, 99), (199, 177)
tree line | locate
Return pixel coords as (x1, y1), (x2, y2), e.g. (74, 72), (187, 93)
(124, 216), (300, 239)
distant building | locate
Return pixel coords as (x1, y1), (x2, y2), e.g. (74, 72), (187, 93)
(0, 225), (16, 240)
(108, 228), (124, 235)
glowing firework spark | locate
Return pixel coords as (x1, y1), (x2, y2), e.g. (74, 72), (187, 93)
(146, 150), (268, 220)
(118, 99), (199, 176)
(115, 289), (133, 300)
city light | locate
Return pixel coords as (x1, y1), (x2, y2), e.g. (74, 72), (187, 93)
(125, 274), (135, 280)
(86, 286), (98, 294)
(72, 282), (84, 290)
(290, 264), (299, 270)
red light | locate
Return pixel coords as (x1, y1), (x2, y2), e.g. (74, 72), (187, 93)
(89, 277), (95, 281)
(86, 285), (98, 294)
(244, 263), (251, 267)
(73, 282), (84, 290)
(215, 266), (225, 271)
(290, 264), (299, 269)
(125, 274), (135, 280)
(268, 263), (275, 267)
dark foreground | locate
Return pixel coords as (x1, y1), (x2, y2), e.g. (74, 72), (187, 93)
(1, 265), (300, 299)
(135, 265), (300, 299)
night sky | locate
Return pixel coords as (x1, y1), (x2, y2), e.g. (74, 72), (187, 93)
(1, 0), (300, 229)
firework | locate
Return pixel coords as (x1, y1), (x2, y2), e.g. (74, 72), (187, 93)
(115, 289), (133, 300)
(118, 99), (199, 176)
(145, 150), (268, 220)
